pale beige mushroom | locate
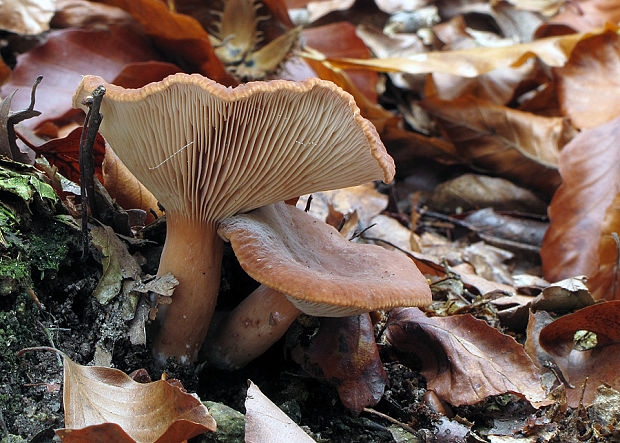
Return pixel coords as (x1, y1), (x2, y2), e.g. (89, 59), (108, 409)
(73, 73), (395, 363)
(207, 202), (431, 369)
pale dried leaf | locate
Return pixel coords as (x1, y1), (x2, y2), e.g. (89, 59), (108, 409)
(531, 276), (595, 312)
(0, 0), (55, 35)
(57, 355), (216, 442)
(245, 381), (315, 443)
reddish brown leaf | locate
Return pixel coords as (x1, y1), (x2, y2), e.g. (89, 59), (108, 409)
(555, 31), (620, 130)
(386, 308), (547, 406)
(1, 25), (159, 129)
(421, 95), (573, 196)
(539, 301), (620, 406)
(303, 22), (378, 102)
(549, 0), (620, 32)
(111, 61), (181, 89)
(96, 0), (234, 84)
(57, 355), (215, 442)
(34, 127), (105, 184)
(541, 115), (620, 300)
(51, 0), (136, 29)
(305, 314), (387, 413)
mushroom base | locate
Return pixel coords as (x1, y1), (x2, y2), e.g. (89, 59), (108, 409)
(152, 215), (223, 364)
(204, 285), (301, 369)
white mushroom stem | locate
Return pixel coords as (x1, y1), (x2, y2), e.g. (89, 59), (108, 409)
(206, 285), (301, 369)
(153, 213), (224, 364)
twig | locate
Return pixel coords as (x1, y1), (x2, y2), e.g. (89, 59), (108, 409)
(79, 85), (106, 259)
(304, 194), (313, 212)
(38, 321), (63, 366)
(350, 223), (376, 240)
(362, 407), (417, 435)
(360, 234), (445, 275)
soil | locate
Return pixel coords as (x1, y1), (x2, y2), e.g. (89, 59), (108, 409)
(0, 163), (617, 442)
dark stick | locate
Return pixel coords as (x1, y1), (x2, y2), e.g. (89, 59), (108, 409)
(79, 85), (106, 259)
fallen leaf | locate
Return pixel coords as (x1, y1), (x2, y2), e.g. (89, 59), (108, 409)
(33, 127), (105, 185)
(587, 194), (620, 301)
(103, 147), (162, 222)
(306, 25), (619, 77)
(298, 314), (388, 413)
(541, 114), (620, 300)
(421, 95), (573, 195)
(56, 354), (216, 442)
(52, 0), (135, 29)
(506, 0), (566, 16)
(549, 0), (620, 32)
(429, 174), (547, 214)
(302, 22), (378, 102)
(385, 307), (547, 406)
(0, 0), (55, 35)
(90, 225), (141, 305)
(97, 0), (233, 84)
(531, 276), (595, 312)
(538, 301), (620, 406)
(555, 31), (620, 129)
(1, 25), (160, 129)
(245, 381), (315, 442)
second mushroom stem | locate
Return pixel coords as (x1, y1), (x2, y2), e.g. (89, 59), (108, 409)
(152, 214), (224, 364)
(205, 285), (301, 370)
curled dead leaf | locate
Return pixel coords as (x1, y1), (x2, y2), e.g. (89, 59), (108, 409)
(385, 307), (548, 406)
(538, 301), (620, 406)
(56, 354), (215, 442)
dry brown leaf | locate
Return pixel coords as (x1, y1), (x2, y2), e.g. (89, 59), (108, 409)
(103, 147), (162, 222)
(385, 307), (547, 406)
(588, 194), (620, 301)
(539, 301), (620, 406)
(304, 25), (618, 77)
(245, 381), (315, 443)
(0, 0), (55, 35)
(296, 314), (387, 413)
(555, 31), (620, 130)
(97, 0), (234, 84)
(549, 0), (620, 32)
(1, 25), (159, 129)
(33, 127), (105, 185)
(541, 115), (620, 300)
(55, 355), (216, 442)
(52, 0), (136, 29)
(302, 22), (378, 102)
(421, 95), (572, 195)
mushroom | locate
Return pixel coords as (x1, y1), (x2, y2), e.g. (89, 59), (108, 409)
(206, 201), (431, 369)
(72, 74), (395, 363)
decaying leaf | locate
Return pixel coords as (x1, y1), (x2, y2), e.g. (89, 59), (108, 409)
(386, 308), (548, 406)
(90, 225), (141, 305)
(531, 276), (595, 312)
(1, 25), (159, 129)
(0, 0), (55, 35)
(305, 25), (619, 77)
(541, 114), (620, 300)
(538, 301), (620, 406)
(33, 127), (105, 184)
(97, 0), (233, 84)
(245, 381), (315, 442)
(549, 0), (620, 32)
(295, 314), (388, 413)
(56, 354), (216, 442)
(555, 31), (620, 130)
(421, 95), (573, 195)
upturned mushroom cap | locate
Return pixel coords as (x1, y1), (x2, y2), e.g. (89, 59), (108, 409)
(72, 73), (395, 222)
(218, 202), (431, 316)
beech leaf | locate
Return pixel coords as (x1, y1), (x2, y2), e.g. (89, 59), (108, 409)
(385, 308), (548, 406)
(245, 381), (315, 443)
(421, 95), (573, 195)
(555, 31), (620, 130)
(55, 355), (216, 442)
(541, 114), (620, 300)
(538, 301), (620, 406)
(0, 0), (55, 35)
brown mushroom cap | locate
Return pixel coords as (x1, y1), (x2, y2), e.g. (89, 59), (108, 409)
(73, 73), (395, 223)
(218, 202), (431, 316)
